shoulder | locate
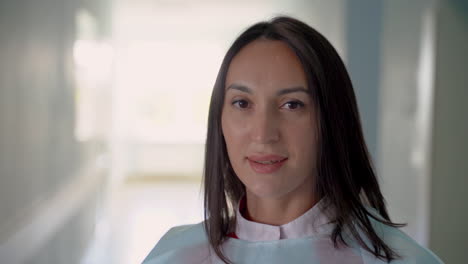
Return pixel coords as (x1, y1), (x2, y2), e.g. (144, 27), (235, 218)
(360, 211), (444, 264)
(142, 222), (210, 264)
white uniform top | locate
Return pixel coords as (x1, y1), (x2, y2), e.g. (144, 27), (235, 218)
(142, 199), (443, 264)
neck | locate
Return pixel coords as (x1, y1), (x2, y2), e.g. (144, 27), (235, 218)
(244, 178), (317, 226)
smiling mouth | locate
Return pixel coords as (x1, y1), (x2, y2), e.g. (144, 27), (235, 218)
(251, 159), (287, 165)
(247, 157), (288, 174)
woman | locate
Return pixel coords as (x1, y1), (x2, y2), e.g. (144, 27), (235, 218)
(142, 16), (443, 264)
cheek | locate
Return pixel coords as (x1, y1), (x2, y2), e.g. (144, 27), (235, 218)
(286, 119), (318, 166)
(221, 112), (248, 159)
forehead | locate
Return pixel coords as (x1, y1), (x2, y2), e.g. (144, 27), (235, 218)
(225, 39), (307, 90)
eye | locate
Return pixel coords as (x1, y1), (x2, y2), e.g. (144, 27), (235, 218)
(232, 99), (250, 109)
(281, 100), (305, 110)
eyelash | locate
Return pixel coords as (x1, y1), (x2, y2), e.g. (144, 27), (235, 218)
(231, 99), (305, 110)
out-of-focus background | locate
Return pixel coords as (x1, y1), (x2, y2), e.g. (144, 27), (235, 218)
(0, 0), (466, 263)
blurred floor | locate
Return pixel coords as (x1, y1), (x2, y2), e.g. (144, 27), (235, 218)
(82, 180), (203, 264)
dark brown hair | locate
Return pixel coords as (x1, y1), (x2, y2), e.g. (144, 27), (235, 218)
(202, 15), (405, 263)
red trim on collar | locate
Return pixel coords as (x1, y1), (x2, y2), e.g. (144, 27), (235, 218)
(227, 232), (239, 239)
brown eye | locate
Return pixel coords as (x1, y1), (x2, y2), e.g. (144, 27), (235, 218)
(281, 100), (304, 110)
(232, 99), (250, 109)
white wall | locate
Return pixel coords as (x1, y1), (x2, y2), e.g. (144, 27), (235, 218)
(378, 1), (467, 262)
(377, 0), (436, 245)
(0, 1), (111, 263)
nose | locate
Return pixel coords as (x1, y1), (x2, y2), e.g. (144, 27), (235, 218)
(250, 108), (280, 144)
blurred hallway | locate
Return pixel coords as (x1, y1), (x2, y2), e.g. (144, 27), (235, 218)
(0, 0), (467, 263)
(81, 181), (203, 264)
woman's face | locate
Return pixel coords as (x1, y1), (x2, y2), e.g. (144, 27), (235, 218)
(221, 39), (318, 200)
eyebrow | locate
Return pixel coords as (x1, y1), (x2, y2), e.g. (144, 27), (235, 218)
(226, 83), (310, 96)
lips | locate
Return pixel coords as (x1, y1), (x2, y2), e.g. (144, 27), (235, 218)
(248, 154), (287, 162)
(247, 154), (288, 174)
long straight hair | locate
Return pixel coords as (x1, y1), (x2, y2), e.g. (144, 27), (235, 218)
(203, 16), (404, 263)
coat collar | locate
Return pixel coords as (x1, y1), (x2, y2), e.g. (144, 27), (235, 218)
(235, 197), (335, 242)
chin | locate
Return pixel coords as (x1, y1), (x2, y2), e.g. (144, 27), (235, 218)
(246, 183), (286, 199)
